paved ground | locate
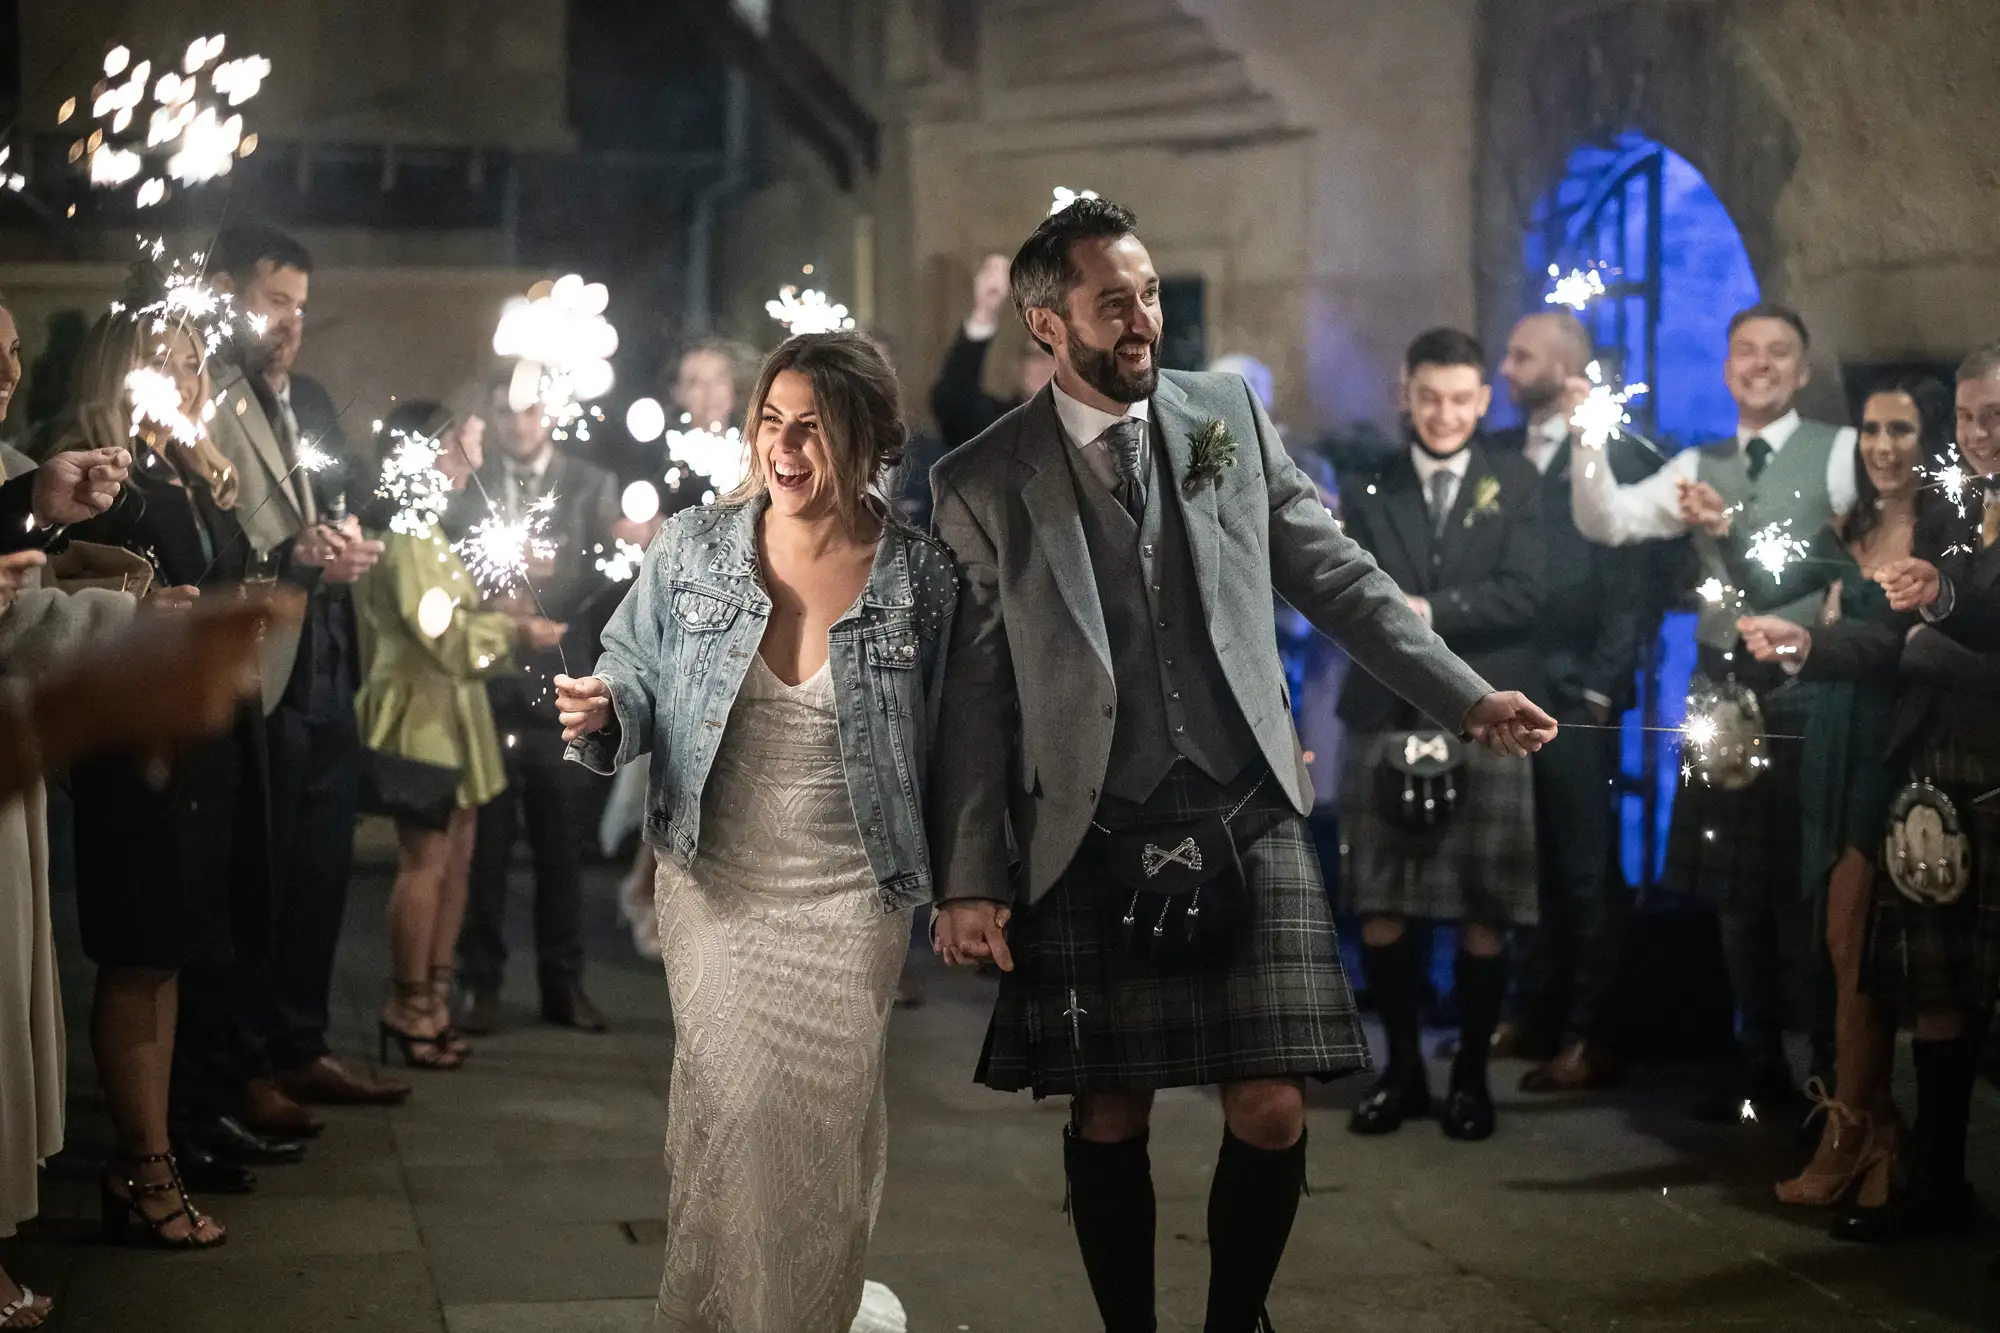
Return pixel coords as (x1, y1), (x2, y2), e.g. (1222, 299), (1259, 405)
(10, 827), (2000, 1332)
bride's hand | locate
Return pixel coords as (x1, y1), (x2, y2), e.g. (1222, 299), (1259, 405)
(932, 899), (1014, 972)
(554, 674), (613, 741)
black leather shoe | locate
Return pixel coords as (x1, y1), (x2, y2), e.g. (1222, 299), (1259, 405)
(1832, 1182), (1981, 1244)
(191, 1114), (306, 1166)
(1348, 1071), (1430, 1136)
(1440, 1086), (1497, 1142)
(541, 980), (609, 1033)
(169, 1138), (257, 1194)
(458, 985), (501, 1037)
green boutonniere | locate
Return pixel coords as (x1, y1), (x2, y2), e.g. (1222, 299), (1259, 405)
(1182, 418), (1240, 498)
(1462, 474), (1503, 528)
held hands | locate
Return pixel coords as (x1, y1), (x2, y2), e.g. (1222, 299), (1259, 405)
(1736, 615), (1810, 665)
(1875, 557), (1941, 613)
(1463, 691), (1559, 758)
(33, 448), (130, 526)
(1676, 479), (1733, 536)
(553, 674), (613, 742)
(932, 899), (1015, 972)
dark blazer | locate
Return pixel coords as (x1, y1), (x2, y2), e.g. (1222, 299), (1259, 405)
(1487, 424), (1655, 713)
(448, 447), (621, 718)
(929, 331), (1020, 452)
(1335, 439), (1546, 731)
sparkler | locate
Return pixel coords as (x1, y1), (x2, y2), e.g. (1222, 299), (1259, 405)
(455, 495), (557, 597)
(1050, 186), (1100, 215)
(375, 427), (453, 538)
(595, 539), (647, 583)
(1570, 360), (1650, 452)
(124, 367), (201, 446)
(492, 275), (617, 444)
(1744, 519), (1810, 582)
(665, 419), (749, 494)
(1543, 263), (1609, 312)
(765, 285), (855, 335)
(63, 34), (267, 210)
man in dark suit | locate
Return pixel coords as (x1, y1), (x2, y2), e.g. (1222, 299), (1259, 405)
(1335, 328), (1547, 1144)
(1488, 311), (1654, 1091)
(456, 376), (622, 1034)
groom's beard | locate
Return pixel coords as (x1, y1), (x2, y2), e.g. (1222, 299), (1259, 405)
(1066, 327), (1159, 405)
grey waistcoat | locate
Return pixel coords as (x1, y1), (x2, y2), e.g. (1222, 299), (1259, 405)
(1691, 418), (1842, 645)
(1065, 429), (1261, 801)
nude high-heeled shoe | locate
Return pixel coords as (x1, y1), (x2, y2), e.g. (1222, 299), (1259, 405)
(1775, 1078), (1872, 1207)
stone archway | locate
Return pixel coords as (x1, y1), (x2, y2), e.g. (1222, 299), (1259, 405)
(1473, 0), (1801, 357)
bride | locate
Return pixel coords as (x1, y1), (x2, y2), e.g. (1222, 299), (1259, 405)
(556, 331), (955, 1331)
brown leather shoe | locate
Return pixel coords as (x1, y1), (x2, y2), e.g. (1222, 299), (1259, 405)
(278, 1054), (412, 1106)
(541, 980), (609, 1033)
(242, 1076), (324, 1138)
(1519, 1040), (1624, 1093)
(1489, 1020), (1559, 1062)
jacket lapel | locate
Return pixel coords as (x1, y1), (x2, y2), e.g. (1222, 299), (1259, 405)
(1379, 454), (1436, 588)
(1015, 389), (1113, 681)
(1437, 447), (1490, 584)
(218, 365), (300, 527)
(1150, 375), (1222, 623)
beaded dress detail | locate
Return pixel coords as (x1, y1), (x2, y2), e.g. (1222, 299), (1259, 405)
(651, 653), (910, 1333)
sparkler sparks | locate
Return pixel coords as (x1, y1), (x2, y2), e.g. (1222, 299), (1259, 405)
(595, 539), (647, 583)
(1682, 712), (1719, 751)
(375, 428), (452, 538)
(765, 285), (855, 335)
(1696, 577), (1729, 605)
(124, 367), (200, 446)
(1744, 519), (1810, 582)
(63, 33), (268, 211)
(1570, 360), (1650, 450)
(1543, 263), (1609, 312)
(455, 496), (557, 596)
(1050, 186), (1100, 215)
(492, 275), (617, 444)
(664, 420), (748, 494)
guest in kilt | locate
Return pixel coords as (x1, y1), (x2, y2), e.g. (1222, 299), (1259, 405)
(927, 202), (1556, 1333)
(1744, 344), (2000, 1247)
(1575, 304), (1859, 1123)
(1335, 328), (1545, 1144)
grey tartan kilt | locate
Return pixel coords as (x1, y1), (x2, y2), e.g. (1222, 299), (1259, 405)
(1336, 733), (1538, 925)
(976, 764), (1371, 1097)
(1867, 793), (2000, 1017)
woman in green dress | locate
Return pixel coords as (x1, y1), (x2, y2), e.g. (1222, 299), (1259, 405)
(356, 402), (563, 1069)
(1734, 377), (1958, 1207)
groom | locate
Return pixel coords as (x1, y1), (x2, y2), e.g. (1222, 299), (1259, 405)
(927, 197), (1558, 1332)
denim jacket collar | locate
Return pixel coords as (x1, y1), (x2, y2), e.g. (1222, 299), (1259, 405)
(703, 491), (915, 614)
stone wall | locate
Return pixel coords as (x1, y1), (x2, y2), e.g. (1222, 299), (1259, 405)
(1476, 0), (2000, 411)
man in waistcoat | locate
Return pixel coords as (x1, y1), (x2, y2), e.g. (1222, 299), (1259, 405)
(927, 198), (1559, 1333)
(1489, 311), (1655, 1090)
(1572, 302), (1857, 1122)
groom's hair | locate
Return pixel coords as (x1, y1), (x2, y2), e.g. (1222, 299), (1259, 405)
(1404, 327), (1487, 378)
(1010, 197), (1140, 352)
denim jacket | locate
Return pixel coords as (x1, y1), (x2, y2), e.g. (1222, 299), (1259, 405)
(567, 495), (958, 912)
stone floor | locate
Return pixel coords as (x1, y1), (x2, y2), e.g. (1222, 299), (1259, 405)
(10, 832), (2000, 1332)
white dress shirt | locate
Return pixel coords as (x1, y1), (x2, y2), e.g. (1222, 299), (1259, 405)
(1570, 407), (1858, 547)
(1051, 378), (1152, 496)
(1409, 443), (1473, 520)
(1521, 413), (1570, 476)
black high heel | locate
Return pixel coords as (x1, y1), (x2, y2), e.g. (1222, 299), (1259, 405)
(99, 1153), (227, 1250)
(429, 966), (472, 1058)
(378, 982), (465, 1070)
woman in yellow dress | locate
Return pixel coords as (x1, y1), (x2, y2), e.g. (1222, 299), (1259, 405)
(355, 401), (562, 1069)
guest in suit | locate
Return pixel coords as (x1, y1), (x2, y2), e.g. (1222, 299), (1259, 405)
(1737, 346), (2000, 1245)
(206, 223), (408, 1117)
(1574, 303), (1859, 1122)
(454, 375), (620, 1035)
(1488, 311), (1652, 1089)
(928, 252), (1057, 452)
(1337, 328), (1546, 1143)
(927, 202), (1556, 1332)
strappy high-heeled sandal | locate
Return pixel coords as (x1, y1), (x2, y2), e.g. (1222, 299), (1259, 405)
(99, 1152), (227, 1250)
(1776, 1078), (1874, 1206)
(0, 1282), (52, 1329)
(379, 981), (466, 1070)
(429, 966), (472, 1058)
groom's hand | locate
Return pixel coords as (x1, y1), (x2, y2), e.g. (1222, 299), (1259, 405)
(1463, 691), (1558, 759)
(933, 899), (1014, 972)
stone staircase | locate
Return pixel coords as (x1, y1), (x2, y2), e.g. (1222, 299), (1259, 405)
(968, 0), (1298, 153)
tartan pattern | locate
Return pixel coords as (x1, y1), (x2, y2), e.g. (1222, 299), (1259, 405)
(1868, 797), (2000, 1017)
(1336, 734), (1539, 925)
(1661, 724), (1806, 914)
(976, 764), (1370, 1096)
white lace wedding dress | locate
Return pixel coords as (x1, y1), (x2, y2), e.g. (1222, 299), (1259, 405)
(651, 654), (911, 1333)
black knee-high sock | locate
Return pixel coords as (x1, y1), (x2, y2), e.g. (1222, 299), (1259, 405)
(1912, 1028), (1986, 1194)
(1452, 948), (1509, 1097)
(1362, 935), (1423, 1078)
(1065, 1128), (1157, 1333)
(1204, 1126), (1306, 1333)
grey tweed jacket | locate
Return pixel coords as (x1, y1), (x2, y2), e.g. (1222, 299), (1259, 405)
(927, 369), (1494, 906)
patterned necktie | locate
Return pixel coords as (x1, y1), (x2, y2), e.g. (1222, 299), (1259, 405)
(1428, 468), (1456, 538)
(1100, 417), (1148, 520)
(1745, 436), (1773, 483)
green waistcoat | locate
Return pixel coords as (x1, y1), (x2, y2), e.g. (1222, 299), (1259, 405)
(1692, 418), (1844, 646)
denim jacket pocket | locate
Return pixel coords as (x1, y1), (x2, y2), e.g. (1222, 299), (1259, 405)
(671, 587), (737, 632)
(866, 631), (921, 671)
